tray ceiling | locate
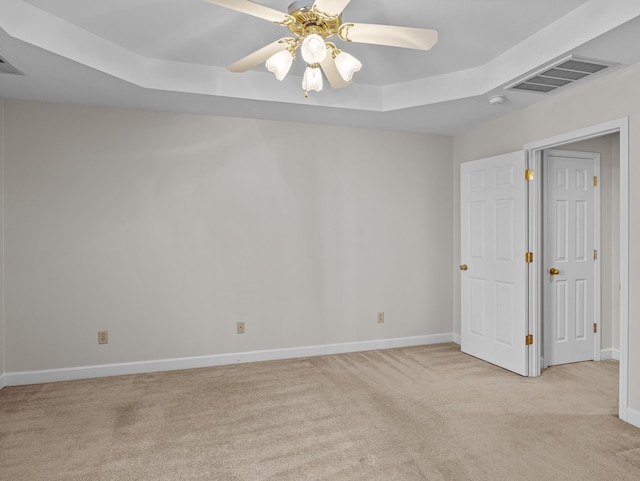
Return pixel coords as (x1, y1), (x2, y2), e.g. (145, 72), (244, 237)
(1, 0), (639, 134)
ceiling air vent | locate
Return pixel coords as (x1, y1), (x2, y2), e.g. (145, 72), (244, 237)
(505, 56), (615, 94)
(0, 54), (23, 75)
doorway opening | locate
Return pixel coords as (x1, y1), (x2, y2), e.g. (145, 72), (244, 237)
(525, 118), (629, 423)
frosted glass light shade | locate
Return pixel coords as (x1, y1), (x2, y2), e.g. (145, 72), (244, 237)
(266, 50), (294, 81)
(302, 66), (323, 92)
(334, 51), (362, 82)
(301, 34), (327, 63)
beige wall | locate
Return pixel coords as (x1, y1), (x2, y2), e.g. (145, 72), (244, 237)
(2, 100), (453, 372)
(453, 62), (640, 412)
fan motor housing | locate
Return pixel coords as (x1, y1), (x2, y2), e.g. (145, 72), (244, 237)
(287, 2), (342, 38)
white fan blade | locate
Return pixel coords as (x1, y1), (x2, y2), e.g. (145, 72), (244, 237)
(313, 0), (352, 16)
(228, 39), (292, 72)
(320, 51), (351, 89)
(203, 0), (289, 23)
(340, 23), (438, 51)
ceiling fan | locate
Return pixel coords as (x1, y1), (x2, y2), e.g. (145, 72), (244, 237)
(203, 0), (438, 95)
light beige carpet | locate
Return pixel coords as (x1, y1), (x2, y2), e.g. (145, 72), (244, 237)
(1, 343), (639, 481)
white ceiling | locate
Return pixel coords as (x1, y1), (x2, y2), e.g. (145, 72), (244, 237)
(1, 0), (639, 135)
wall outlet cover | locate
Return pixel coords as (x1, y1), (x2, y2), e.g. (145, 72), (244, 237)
(98, 330), (109, 344)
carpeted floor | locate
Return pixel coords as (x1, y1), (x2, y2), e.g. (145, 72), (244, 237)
(1, 343), (639, 480)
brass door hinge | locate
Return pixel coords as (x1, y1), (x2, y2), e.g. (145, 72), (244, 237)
(526, 334), (534, 345)
(525, 252), (534, 263)
(594, 323), (598, 334)
(594, 176), (598, 187)
(525, 169), (534, 181)
(594, 249), (598, 260)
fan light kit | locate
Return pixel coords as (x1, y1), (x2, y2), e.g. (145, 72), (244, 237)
(204, 0), (438, 96)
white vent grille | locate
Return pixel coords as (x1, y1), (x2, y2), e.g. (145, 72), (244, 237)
(0, 54), (23, 75)
(505, 56), (615, 94)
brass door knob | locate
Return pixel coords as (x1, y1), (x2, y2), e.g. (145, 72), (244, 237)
(460, 264), (468, 271)
(549, 267), (560, 276)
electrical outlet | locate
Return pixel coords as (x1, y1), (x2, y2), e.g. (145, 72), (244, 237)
(377, 312), (384, 323)
(237, 322), (245, 334)
(98, 330), (109, 344)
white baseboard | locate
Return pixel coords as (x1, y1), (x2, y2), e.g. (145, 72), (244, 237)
(600, 348), (621, 361)
(626, 407), (640, 430)
(0, 373), (6, 390)
(452, 333), (461, 345)
(4, 333), (455, 387)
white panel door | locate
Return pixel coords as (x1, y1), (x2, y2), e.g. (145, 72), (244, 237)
(461, 151), (528, 376)
(543, 150), (598, 366)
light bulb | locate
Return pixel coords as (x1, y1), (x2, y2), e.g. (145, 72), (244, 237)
(301, 34), (327, 64)
(334, 51), (362, 82)
(266, 50), (294, 81)
(302, 65), (323, 92)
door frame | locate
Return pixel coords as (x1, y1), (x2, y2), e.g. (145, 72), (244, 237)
(541, 149), (601, 368)
(524, 118), (629, 423)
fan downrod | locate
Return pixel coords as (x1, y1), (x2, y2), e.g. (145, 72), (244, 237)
(285, 1), (342, 38)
